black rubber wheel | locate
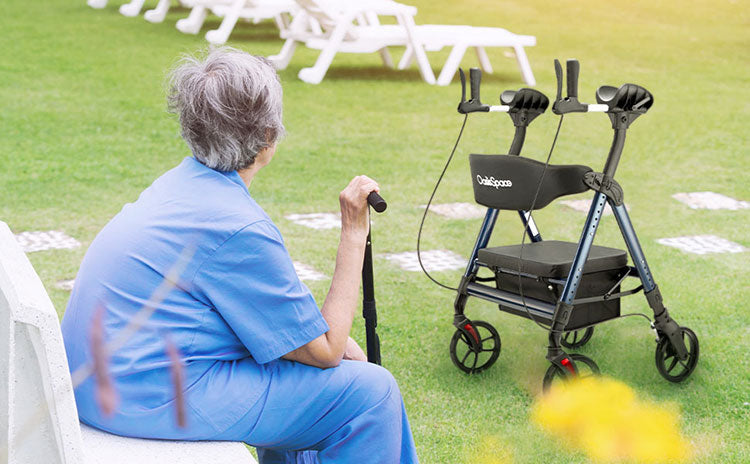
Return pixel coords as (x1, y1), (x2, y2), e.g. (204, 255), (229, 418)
(449, 320), (501, 374)
(542, 354), (600, 392)
(655, 327), (699, 383)
(561, 327), (595, 349)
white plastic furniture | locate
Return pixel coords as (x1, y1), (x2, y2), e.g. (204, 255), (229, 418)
(270, 0), (437, 85)
(207, 0), (297, 45)
(85, 0), (152, 17)
(401, 25), (536, 86)
(87, 0), (109, 9)
(271, 0), (536, 86)
(174, 0), (297, 44)
(118, 0), (148, 16)
(84, 0), (191, 20)
(144, 0), (198, 24)
(0, 221), (256, 464)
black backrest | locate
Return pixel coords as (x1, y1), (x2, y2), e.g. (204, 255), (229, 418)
(469, 155), (592, 210)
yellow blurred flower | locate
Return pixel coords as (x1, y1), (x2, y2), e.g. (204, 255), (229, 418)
(531, 376), (691, 463)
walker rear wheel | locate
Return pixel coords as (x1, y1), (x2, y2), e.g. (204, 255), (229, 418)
(449, 320), (501, 374)
(655, 327), (699, 383)
(561, 327), (594, 349)
(542, 354), (600, 392)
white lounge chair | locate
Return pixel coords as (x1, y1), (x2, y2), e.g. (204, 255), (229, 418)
(400, 25), (536, 86)
(85, 0), (156, 17)
(85, 0), (196, 21)
(270, 0), (536, 86)
(174, 0), (297, 45)
(270, 0), (437, 85)
(143, 0), (198, 24)
(85, 0), (143, 15)
(0, 220), (256, 464)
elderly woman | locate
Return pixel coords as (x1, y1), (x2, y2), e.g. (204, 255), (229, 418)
(61, 48), (418, 463)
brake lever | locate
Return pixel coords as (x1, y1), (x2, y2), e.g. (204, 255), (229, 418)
(552, 59), (588, 115)
(459, 68), (467, 107)
(554, 59), (563, 103)
(457, 67), (490, 114)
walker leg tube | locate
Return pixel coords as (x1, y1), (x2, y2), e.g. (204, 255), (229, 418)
(547, 192), (607, 361)
(560, 192), (608, 304)
(518, 211), (542, 242)
(453, 208), (498, 325)
(611, 202), (655, 292)
(610, 201), (688, 358)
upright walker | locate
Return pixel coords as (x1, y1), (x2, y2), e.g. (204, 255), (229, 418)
(446, 60), (699, 390)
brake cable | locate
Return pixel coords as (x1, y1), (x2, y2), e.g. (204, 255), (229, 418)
(416, 115), (467, 292)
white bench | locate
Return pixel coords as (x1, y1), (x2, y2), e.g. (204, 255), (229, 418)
(0, 221), (256, 464)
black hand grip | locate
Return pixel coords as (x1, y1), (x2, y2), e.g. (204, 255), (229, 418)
(469, 67), (481, 102)
(554, 59), (563, 102)
(566, 59), (579, 99)
(367, 191), (387, 213)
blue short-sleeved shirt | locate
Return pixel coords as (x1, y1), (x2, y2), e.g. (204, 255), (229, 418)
(61, 156), (329, 434)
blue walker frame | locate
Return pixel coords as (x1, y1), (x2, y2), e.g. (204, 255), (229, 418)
(448, 61), (699, 388)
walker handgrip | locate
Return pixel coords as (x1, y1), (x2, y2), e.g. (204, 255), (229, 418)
(367, 191), (387, 213)
(566, 59), (579, 99)
(470, 67), (482, 102)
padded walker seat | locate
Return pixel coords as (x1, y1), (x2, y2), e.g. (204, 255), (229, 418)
(478, 240), (628, 278)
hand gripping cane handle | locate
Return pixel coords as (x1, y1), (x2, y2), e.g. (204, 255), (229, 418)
(367, 191), (387, 213)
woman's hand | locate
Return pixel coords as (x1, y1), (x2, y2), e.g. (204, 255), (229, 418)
(343, 337), (367, 362)
(339, 175), (379, 240)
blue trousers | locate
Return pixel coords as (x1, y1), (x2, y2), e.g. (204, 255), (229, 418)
(211, 360), (419, 464)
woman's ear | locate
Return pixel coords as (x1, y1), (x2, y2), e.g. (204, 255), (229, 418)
(257, 143), (277, 167)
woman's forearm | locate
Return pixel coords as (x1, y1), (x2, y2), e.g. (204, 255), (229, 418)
(283, 231), (366, 368)
(319, 231), (367, 360)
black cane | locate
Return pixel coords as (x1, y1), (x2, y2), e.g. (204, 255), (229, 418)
(363, 191), (386, 365)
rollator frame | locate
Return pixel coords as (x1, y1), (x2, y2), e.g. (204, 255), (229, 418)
(448, 62), (697, 388)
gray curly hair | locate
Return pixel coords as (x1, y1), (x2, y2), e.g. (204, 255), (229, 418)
(167, 47), (285, 172)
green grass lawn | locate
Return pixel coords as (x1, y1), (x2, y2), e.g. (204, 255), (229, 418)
(1, 0), (748, 462)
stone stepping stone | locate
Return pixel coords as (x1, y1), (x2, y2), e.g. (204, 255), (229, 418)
(656, 235), (746, 255)
(56, 279), (76, 291)
(293, 261), (327, 281)
(15, 230), (81, 253)
(672, 192), (749, 210)
(559, 199), (629, 216)
(384, 250), (466, 272)
(285, 213), (340, 230)
(421, 202), (486, 219)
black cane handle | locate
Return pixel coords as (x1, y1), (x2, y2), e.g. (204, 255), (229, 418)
(367, 191), (387, 213)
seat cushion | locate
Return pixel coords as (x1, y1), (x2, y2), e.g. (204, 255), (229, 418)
(477, 240), (628, 278)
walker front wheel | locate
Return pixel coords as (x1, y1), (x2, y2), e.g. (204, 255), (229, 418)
(655, 327), (699, 383)
(449, 320), (501, 374)
(561, 327), (594, 349)
(542, 354), (600, 392)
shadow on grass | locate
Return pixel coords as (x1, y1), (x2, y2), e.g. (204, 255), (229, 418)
(288, 62), (523, 88)
(300, 65), (524, 86)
